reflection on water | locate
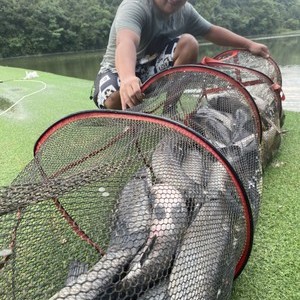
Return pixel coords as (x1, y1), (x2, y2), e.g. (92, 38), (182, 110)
(0, 51), (104, 82)
(1, 34), (300, 81)
(280, 65), (300, 112)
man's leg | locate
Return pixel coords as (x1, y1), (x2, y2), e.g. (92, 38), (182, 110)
(154, 34), (199, 113)
(100, 34), (199, 110)
(172, 33), (199, 66)
(153, 34), (199, 74)
(95, 71), (122, 109)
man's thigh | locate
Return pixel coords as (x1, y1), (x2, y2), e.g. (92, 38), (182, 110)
(137, 37), (180, 82)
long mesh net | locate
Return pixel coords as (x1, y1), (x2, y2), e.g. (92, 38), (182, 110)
(134, 65), (263, 224)
(0, 51), (284, 300)
(200, 59), (284, 169)
(213, 48), (282, 86)
(1, 111), (252, 299)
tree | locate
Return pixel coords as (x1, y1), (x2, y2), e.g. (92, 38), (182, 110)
(0, 0), (298, 58)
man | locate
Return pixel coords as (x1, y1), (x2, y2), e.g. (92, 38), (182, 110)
(93, 0), (270, 110)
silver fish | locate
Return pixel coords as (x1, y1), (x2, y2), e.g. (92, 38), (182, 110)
(49, 167), (153, 300)
(108, 167), (153, 249)
(181, 149), (204, 185)
(100, 184), (188, 300)
(151, 137), (202, 200)
(65, 261), (89, 286)
(138, 278), (170, 300)
(251, 95), (268, 113)
(192, 108), (233, 148)
(205, 162), (229, 200)
(251, 94), (279, 128)
(205, 162), (244, 222)
(261, 123), (282, 168)
(231, 108), (254, 143)
(168, 162), (237, 300)
(206, 93), (246, 115)
(49, 250), (135, 300)
(168, 198), (234, 300)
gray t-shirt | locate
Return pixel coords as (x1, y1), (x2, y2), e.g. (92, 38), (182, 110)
(100, 0), (212, 72)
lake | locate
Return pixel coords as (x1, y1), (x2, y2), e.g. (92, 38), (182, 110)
(1, 33), (299, 111)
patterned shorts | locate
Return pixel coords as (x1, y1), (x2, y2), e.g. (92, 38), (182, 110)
(93, 37), (179, 108)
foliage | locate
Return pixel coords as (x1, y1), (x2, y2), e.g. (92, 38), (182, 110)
(194, 0), (300, 36)
(0, 0), (299, 58)
(0, 0), (115, 58)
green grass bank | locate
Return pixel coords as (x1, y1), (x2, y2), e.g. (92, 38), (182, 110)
(0, 66), (299, 299)
(0, 66), (95, 185)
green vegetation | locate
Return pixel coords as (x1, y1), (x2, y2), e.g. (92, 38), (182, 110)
(1, 0), (300, 58)
(232, 111), (300, 300)
(0, 0), (121, 58)
(193, 0), (300, 35)
(0, 66), (95, 184)
(0, 66), (299, 299)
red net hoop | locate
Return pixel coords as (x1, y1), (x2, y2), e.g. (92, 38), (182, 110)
(1, 110), (253, 299)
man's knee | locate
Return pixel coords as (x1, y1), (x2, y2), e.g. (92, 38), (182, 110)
(179, 34), (199, 48)
(103, 91), (122, 110)
(175, 34), (199, 64)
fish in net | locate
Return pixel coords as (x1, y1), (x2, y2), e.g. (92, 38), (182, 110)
(0, 52), (285, 299)
(0, 111), (252, 300)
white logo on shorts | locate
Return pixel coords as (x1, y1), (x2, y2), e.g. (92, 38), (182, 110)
(156, 55), (171, 72)
(100, 75), (110, 85)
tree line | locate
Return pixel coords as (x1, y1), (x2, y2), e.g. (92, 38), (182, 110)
(0, 0), (299, 58)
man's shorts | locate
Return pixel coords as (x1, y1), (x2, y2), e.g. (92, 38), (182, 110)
(93, 37), (179, 108)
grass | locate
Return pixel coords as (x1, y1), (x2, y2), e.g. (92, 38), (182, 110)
(231, 111), (300, 300)
(1, 66), (299, 299)
(0, 66), (95, 185)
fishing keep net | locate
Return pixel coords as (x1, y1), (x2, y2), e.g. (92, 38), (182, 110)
(0, 111), (253, 299)
(213, 48), (282, 86)
(132, 65), (263, 224)
(1, 53), (285, 300)
(200, 59), (284, 169)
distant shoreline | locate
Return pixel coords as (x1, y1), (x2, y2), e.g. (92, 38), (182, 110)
(1, 31), (300, 61)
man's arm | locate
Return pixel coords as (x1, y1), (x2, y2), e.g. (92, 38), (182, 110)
(204, 25), (270, 58)
(115, 29), (144, 110)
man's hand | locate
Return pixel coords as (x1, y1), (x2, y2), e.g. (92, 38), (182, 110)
(248, 42), (270, 59)
(119, 76), (144, 110)
(205, 26), (271, 59)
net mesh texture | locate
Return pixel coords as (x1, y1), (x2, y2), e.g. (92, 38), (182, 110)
(0, 49), (284, 300)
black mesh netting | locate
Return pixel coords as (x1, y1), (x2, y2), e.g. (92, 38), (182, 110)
(133, 65), (263, 224)
(0, 112), (252, 299)
(200, 60), (284, 169)
(0, 53), (284, 300)
(213, 48), (282, 86)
